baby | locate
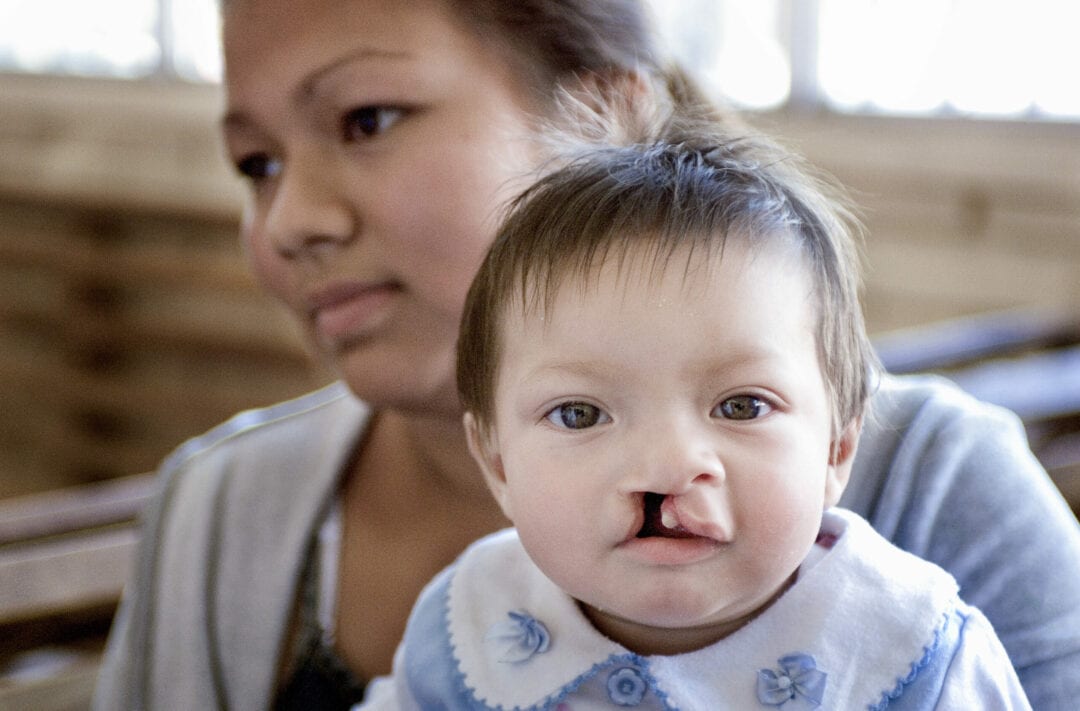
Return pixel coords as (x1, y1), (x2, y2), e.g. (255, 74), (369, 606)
(361, 127), (1030, 709)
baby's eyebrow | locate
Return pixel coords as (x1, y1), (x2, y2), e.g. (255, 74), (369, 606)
(519, 359), (615, 385)
(697, 348), (788, 375)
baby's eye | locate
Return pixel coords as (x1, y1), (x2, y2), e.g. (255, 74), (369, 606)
(341, 106), (404, 142)
(545, 402), (610, 430)
(713, 395), (773, 421)
(234, 153), (282, 183)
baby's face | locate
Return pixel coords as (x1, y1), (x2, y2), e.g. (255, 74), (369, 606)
(472, 238), (851, 653)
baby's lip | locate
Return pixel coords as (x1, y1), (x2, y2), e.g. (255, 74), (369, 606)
(661, 494), (731, 541)
(636, 492), (695, 539)
(635, 491), (730, 542)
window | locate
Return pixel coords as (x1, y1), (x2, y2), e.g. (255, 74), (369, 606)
(648, 0), (792, 110)
(816, 0), (1080, 119)
(0, 0), (219, 81)
(1, 0), (1076, 121)
(648, 0), (1079, 120)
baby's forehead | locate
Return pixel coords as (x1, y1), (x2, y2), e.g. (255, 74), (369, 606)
(503, 228), (807, 316)
(491, 237), (825, 385)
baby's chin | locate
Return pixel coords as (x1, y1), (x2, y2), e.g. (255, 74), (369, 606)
(576, 576), (797, 656)
(576, 600), (736, 655)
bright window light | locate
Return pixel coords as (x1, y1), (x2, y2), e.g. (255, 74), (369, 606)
(170, 0), (222, 82)
(647, 0), (789, 111)
(1, 0), (1077, 122)
(1027, 0), (1080, 117)
(819, 0), (1080, 119)
(0, 0), (159, 78)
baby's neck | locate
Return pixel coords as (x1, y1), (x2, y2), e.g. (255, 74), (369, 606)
(580, 571), (797, 657)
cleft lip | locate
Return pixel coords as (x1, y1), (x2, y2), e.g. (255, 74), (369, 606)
(636, 492), (696, 539)
(634, 491), (731, 542)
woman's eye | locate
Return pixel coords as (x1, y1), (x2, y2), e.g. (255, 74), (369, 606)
(234, 153), (281, 183)
(341, 106), (404, 141)
(714, 395), (773, 421)
(545, 402), (609, 430)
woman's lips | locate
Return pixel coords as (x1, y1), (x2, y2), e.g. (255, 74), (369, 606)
(307, 281), (399, 345)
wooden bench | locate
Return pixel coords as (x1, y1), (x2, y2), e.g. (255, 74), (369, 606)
(0, 473), (153, 710)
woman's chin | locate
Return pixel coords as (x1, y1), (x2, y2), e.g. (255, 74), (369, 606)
(337, 357), (460, 416)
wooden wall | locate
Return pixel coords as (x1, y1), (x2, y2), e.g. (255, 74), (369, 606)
(0, 76), (331, 498)
(767, 112), (1080, 332)
(1, 75), (1078, 496)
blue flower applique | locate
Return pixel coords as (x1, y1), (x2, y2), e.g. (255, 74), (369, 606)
(757, 653), (827, 708)
(607, 666), (647, 707)
(485, 610), (551, 664)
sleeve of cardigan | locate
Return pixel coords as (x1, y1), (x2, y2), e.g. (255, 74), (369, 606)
(91, 464), (176, 711)
(934, 607), (1032, 710)
(844, 374), (1080, 711)
(92, 578), (135, 710)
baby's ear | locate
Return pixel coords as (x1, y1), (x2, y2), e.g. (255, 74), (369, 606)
(463, 412), (513, 520)
(824, 417), (862, 509)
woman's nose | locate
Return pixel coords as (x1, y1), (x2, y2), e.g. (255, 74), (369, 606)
(263, 152), (355, 260)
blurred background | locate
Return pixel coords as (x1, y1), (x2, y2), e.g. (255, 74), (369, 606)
(0, 0), (1077, 707)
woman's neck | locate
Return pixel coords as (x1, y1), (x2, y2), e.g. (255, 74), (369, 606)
(332, 406), (508, 681)
(379, 408), (493, 498)
(346, 406), (503, 518)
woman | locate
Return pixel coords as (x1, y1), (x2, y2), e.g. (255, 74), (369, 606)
(93, 1), (1080, 709)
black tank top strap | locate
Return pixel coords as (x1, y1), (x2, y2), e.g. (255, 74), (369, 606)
(273, 532), (367, 710)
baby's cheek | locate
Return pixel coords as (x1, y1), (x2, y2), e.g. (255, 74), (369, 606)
(519, 524), (595, 603)
(743, 490), (819, 564)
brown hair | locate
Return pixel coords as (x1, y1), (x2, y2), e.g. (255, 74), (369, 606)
(445, 0), (728, 120)
(457, 121), (878, 437)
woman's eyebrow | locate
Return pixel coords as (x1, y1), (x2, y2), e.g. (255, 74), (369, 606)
(298, 47), (412, 101)
(219, 47), (413, 135)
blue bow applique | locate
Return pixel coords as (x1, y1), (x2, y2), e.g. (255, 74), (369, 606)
(485, 610), (551, 664)
(756, 653), (827, 708)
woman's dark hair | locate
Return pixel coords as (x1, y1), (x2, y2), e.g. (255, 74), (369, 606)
(447, 0), (725, 118)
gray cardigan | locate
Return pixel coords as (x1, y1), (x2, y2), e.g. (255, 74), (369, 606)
(93, 375), (1080, 710)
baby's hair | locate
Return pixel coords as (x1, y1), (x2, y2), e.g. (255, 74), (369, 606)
(458, 119), (878, 438)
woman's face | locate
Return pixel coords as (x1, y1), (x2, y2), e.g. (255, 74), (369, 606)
(221, 0), (544, 414)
